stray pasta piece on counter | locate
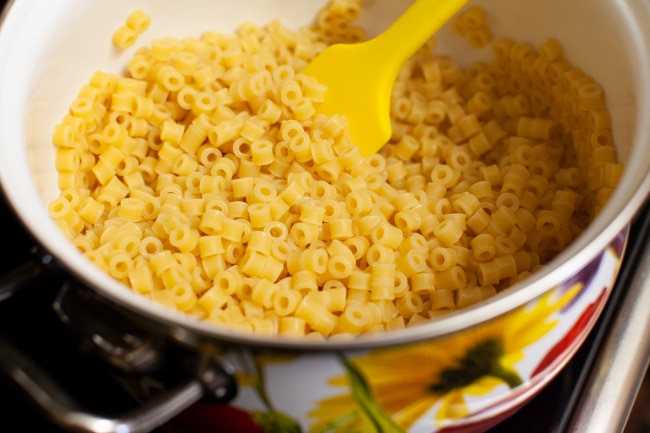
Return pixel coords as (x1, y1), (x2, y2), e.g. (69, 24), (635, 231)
(50, 1), (623, 338)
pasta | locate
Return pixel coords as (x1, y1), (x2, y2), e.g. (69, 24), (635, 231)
(49, 1), (623, 338)
(113, 9), (151, 49)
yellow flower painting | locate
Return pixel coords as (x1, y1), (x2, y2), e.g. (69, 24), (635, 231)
(308, 283), (582, 433)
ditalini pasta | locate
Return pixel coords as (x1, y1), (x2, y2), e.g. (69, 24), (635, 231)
(50, 1), (623, 338)
(112, 9), (151, 49)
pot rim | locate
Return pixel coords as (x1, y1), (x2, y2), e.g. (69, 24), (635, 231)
(0, 0), (649, 351)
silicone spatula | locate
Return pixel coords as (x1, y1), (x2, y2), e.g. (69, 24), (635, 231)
(302, 0), (468, 156)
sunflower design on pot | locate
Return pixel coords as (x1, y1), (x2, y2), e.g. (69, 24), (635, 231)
(308, 283), (582, 433)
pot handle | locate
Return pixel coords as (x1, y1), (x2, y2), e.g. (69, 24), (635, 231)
(0, 331), (234, 433)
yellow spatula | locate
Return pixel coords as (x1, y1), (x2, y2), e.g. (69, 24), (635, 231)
(302, 0), (468, 156)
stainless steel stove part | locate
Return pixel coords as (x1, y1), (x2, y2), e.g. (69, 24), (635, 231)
(53, 282), (165, 374)
(566, 220), (650, 432)
(0, 274), (238, 433)
(0, 336), (200, 433)
(52, 280), (239, 403)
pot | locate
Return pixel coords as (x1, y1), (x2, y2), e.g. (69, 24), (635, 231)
(0, 0), (649, 432)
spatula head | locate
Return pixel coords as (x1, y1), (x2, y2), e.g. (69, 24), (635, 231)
(302, 42), (394, 157)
